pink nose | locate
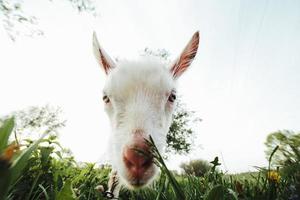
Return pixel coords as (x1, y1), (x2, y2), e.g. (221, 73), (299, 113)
(123, 140), (153, 179)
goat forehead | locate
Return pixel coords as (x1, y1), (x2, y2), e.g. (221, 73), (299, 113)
(104, 60), (175, 98)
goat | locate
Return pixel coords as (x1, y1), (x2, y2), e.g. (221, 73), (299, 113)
(93, 31), (200, 198)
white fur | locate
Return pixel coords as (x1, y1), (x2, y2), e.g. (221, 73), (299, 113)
(105, 58), (175, 186)
(93, 31), (199, 196)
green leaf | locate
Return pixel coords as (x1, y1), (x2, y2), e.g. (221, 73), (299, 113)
(0, 117), (15, 152)
(9, 135), (46, 186)
(40, 147), (53, 166)
(205, 185), (225, 200)
(56, 180), (76, 200)
(55, 151), (62, 159)
(147, 136), (186, 200)
(227, 188), (238, 200)
(56, 175), (64, 192)
(38, 184), (50, 200)
(26, 171), (42, 200)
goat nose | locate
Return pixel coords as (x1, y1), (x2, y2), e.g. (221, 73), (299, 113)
(123, 142), (152, 178)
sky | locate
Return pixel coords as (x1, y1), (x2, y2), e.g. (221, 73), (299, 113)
(0, 0), (300, 173)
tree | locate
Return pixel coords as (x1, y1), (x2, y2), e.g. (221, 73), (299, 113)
(141, 48), (170, 62)
(1, 105), (65, 141)
(265, 130), (300, 166)
(180, 159), (212, 177)
(0, 0), (97, 40)
(141, 48), (201, 154)
(167, 100), (200, 154)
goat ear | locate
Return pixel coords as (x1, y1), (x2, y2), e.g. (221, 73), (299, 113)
(93, 32), (116, 75)
(170, 31), (200, 78)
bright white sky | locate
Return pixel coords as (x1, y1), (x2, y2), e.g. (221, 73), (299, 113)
(0, 0), (300, 173)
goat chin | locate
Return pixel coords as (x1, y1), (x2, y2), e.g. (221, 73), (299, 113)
(121, 166), (159, 189)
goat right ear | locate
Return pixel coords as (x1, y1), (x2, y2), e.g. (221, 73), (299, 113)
(93, 32), (116, 74)
(170, 31), (200, 79)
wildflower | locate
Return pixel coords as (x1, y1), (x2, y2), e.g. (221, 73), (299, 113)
(0, 143), (19, 162)
(267, 170), (280, 183)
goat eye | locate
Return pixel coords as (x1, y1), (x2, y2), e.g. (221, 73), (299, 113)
(168, 92), (176, 103)
(103, 95), (110, 104)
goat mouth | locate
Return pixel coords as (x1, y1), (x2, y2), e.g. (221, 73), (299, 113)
(125, 162), (154, 178)
(128, 179), (146, 188)
(124, 164), (156, 188)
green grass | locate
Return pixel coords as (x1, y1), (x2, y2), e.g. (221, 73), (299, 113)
(0, 118), (299, 200)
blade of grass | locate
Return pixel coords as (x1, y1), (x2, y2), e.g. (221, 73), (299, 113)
(26, 171), (42, 200)
(37, 184), (50, 200)
(9, 133), (47, 186)
(146, 136), (186, 200)
(268, 145), (279, 171)
(0, 117), (15, 152)
(155, 173), (166, 200)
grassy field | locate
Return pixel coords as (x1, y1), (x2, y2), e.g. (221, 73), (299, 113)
(1, 118), (299, 200)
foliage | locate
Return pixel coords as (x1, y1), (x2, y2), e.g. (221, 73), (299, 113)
(166, 100), (201, 154)
(180, 159), (212, 177)
(0, 117), (47, 199)
(265, 130), (300, 166)
(1, 110), (299, 200)
(9, 134), (76, 200)
(0, 0), (42, 40)
(0, 118), (110, 200)
(146, 136), (186, 200)
(1, 116), (299, 199)
(10, 105), (65, 140)
(0, 0), (97, 40)
(264, 130), (300, 199)
(141, 48), (170, 62)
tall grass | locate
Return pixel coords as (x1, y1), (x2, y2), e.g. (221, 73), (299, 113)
(0, 118), (299, 200)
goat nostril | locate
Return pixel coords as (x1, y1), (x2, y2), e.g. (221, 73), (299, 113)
(123, 147), (153, 170)
(142, 157), (153, 168)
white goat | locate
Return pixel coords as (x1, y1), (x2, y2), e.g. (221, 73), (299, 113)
(93, 31), (200, 198)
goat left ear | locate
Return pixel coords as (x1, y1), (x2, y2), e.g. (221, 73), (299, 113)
(170, 31), (200, 78)
(93, 32), (116, 75)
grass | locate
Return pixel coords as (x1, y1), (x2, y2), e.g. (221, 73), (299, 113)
(0, 117), (299, 200)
